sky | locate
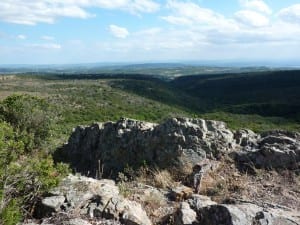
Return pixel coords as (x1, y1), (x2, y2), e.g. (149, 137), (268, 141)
(0, 0), (300, 65)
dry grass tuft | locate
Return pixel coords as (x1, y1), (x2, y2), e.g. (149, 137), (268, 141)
(153, 169), (175, 189)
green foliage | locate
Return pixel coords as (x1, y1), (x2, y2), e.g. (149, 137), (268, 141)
(28, 156), (69, 192)
(0, 94), (55, 148)
(0, 199), (22, 225)
(0, 122), (24, 173)
(201, 111), (300, 132)
(0, 126), (69, 222)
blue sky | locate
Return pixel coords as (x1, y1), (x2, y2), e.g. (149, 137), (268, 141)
(0, 0), (300, 64)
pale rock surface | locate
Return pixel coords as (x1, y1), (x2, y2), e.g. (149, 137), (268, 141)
(37, 175), (152, 225)
(174, 202), (198, 225)
(176, 195), (300, 225)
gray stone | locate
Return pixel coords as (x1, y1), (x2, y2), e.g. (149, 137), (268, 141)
(41, 195), (66, 214)
(62, 118), (237, 177)
(235, 130), (300, 169)
(186, 194), (217, 211)
(64, 218), (92, 225)
(174, 202), (198, 225)
(40, 175), (152, 225)
(234, 129), (259, 148)
(121, 200), (152, 225)
(192, 202), (300, 225)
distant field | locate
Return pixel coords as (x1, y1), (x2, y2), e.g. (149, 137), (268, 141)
(0, 70), (299, 148)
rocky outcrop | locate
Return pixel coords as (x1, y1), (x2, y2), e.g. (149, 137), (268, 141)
(235, 130), (300, 170)
(175, 195), (300, 225)
(61, 118), (236, 177)
(22, 118), (300, 225)
(60, 118), (300, 177)
(22, 174), (300, 225)
(35, 175), (152, 225)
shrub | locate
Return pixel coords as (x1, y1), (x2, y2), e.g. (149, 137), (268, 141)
(0, 94), (56, 149)
(0, 98), (69, 223)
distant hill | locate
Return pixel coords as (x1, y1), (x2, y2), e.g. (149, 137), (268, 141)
(170, 70), (300, 119)
(0, 63), (284, 77)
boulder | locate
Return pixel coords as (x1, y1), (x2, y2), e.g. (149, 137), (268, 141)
(41, 195), (66, 215)
(61, 118), (236, 177)
(199, 203), (261, 225)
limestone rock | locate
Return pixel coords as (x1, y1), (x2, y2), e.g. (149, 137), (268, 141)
(38, 175), (152, 225)
(174, 194), (300, 225)
(174, 202), (198, 225)
(183, 201), (300, 225)
(62, 118), (236, 177)
(199, 203), (261, 225)
(41, 195), (66, 215)
(235, 130), (300, 169)
(121, 200), (152, 225)
(186, 194), (217, 210)
(234, 129), (259, 148)
(64, 218), (92, 225)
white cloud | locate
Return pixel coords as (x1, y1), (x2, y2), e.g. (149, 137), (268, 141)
(278, 4), (300, 24)
(240, 0), (272, 15)
(134, 27), (162, 36)
(160, 0), (300, 47)
(125, 0), (160, 14)
(42, 35), (55, 41)
(163, 0), (225, 27)
(17, 34), (27, 40)
(0, 1), (91, 25)
(0, 0), (160, 25)
(109, 25), (130, 38)
(235, 10), (269, 27)
(161, 16), (192, 26)
(27, 43), (62, 49)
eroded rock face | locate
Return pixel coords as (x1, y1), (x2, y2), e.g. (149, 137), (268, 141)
(62, 118), (236, 177)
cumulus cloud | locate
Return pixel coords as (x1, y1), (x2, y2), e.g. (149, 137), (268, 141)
(235, 10), (269, 27)
(109, 25), (130, 38)
(0, 0), (160, 25)
(0, 1), (91, 25)
(161, 0), (300, 47)
(278, 4), (300, 24)
(239, 0), (272, 15)
(162, 0), (225, 27)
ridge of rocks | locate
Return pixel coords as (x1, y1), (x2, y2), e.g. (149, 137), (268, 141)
(61, 117), (300, 177)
